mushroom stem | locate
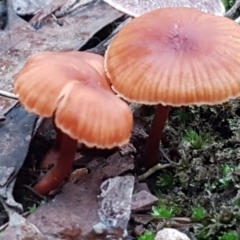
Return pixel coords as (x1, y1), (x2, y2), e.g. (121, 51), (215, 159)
(144, 104), (170, 169)
(40, 125), (63, 169)
(34, 131), (77, 196)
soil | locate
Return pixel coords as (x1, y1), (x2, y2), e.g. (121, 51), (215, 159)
(1, 99), (239, 239)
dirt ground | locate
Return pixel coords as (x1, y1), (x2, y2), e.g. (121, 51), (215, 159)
(0, 99), (239, 239)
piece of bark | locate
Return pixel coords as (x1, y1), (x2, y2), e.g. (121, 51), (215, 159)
(131, 190), (158, 212)
(132, 214), (153, 225)
(119, 143), (137, 156)
(134, 182), (151, 193)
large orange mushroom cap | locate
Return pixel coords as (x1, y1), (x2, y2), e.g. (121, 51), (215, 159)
(105, 7), (240, 106)
(14, 51), (133, 148)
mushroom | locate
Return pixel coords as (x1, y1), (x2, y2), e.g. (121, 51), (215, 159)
(14, 51), (133, 195)
(102, 0), (225, 17)
(105, 7), (240, 169)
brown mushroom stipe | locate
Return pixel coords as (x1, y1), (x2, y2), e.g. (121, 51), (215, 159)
(105, 7), (240, 169)
(40, 124), (63, 169)
(14, 51), (133, 195)
(35, 130), (77, 196)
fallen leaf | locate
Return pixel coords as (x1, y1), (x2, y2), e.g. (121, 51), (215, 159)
(103, 0), (225, 17)
(68, 168), (88, 184)
(0, 104), (36, 210)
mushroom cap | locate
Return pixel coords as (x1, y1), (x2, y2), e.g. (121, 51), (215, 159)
(103, 0), (225, 17)
(105, 7), (240, 106)
(54, 80), (132, 148)
(14, 51), (133, 148)
(14, 51), (109, 117)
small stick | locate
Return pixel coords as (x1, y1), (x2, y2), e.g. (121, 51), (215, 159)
(0, 90), (18, 100)
(159, 148), (176, 164)
(138, 163), (172, 181)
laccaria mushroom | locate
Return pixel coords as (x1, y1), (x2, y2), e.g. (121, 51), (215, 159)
(105, 7), (240, 169)
(14, 51), (133, 195)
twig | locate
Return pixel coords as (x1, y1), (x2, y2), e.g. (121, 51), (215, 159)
(0, 101), (19, 122)
(0, 90), (18, 100)
(138, 163), (173, 181)
(159, 148), (176, 164)
(155, 217), (194, 230)
(24, 185), (48, 202)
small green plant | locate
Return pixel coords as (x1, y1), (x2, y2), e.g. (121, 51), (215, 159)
(196, 227), (210, 240)
(206, 164), (235, 190)
(28, 200), (46, 213)
(218, 231), (240, 240)
(137, 231), (155, 240)
(156, 173), (174, 189)
(222, 164), (234, 175)
(184, 129), (211, 149)
(219, 177), (231, 188)
(151, 204), (175, 219)
(221, 0), (235, 9)
(175, 108), (191, 124)
(204, 182), (217, 191)
(219, 164), (234, 189)
(191, 206), (206, 221)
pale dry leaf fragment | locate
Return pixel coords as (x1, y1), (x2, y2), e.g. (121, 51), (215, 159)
(155, 228), (190, 240)
(68, 168), (88, 183)
(12, 0), (54, 15)
(102, 0), (225, 17)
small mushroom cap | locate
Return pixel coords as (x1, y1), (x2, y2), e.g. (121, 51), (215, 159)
(55, 80), (132, 148)
(103, 0), (225, 17)
(14, 51), (109, 117)
(14, 51), (133, 148)
(105, 7), (240, 106)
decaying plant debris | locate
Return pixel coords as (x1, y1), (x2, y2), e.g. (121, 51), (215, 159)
(0, 0), (240, 240)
